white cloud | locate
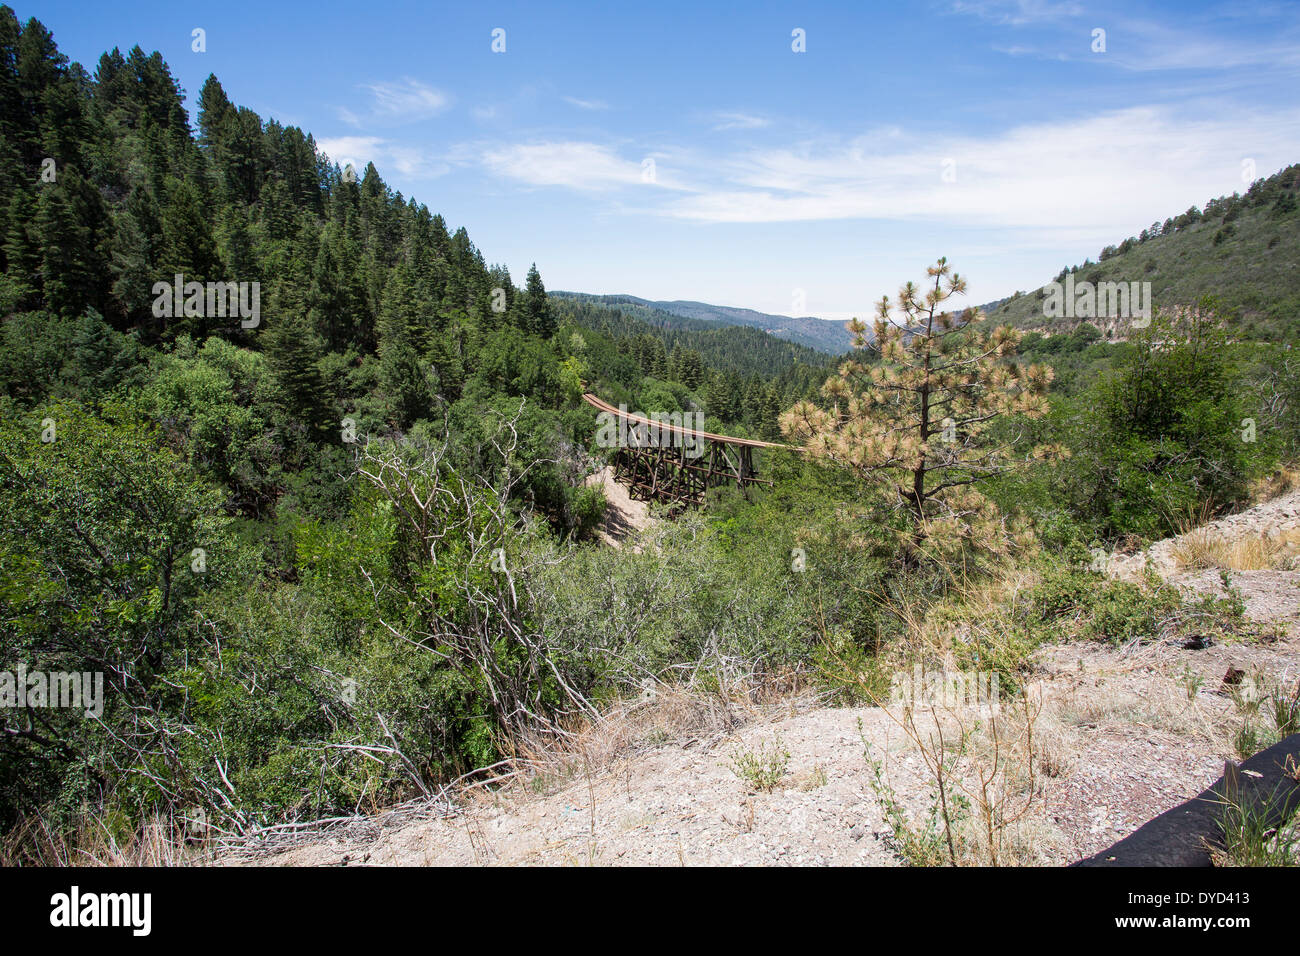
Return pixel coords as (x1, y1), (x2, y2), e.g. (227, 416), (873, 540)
(949, 0), (1084, 26)
(340, 78), (450, 126)
(458, 104), (1300, 265)
(316, 135), (448, 181)
(315, 135), (383, 170)
(478, 142), (654, 191)
(657, 105), (1300, 234)
(711, 111), (771, 131)
(1099, 19), (1300, 73)
(992, 44), (1068, 61)
(950, 3), (1300, 74)
(564, 95), (609, 111)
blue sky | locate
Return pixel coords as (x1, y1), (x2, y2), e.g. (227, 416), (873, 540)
(23, 0), (1300, 322)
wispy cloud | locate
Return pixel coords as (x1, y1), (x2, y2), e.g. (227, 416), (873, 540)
(659, 105), (1300, 234)
(563, 95), (609, 111)
(992, 44), (1068, 61)
(469, 86), (545, 126)
(477, 141), (654, 191)
(1098, 18), (1300, 73)
(461, 105), (1300, 245)
(710, 111), (771, 131)
(339, 78), (450, 127)
(317, 135), (449, 180)
(949, 0), (1084, 26)
(949, 2), (1300, 74)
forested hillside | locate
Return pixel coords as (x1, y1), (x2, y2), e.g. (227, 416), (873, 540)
(985, 163), (1300, 340)
(555, 292), (835, 374)
(554, 291), (854, 353)
(555, 293), (831, 438)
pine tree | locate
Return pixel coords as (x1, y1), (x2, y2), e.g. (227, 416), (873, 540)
(215, 204), (256, 282)
(427, 326), (465, 402)
(380, 340), (435, 429)
(523, 263), (555, 338)
(256, 177), (295, 243)
(781, 259), (1056, 559)
(12, 15), (64, 167)
(33, 171), (101, 317)
(223, 106), (267, 206)
(108, 185), (161, 324)
(757, 383), (782, 440)
(263, 309), (330, 437)
(3, 189), (39, 308)
(671, 346), (705, 388)
(648, 339), (668, 380)
(377, 260), (430, 355)
(0, 9), (25, 162)
(196, 73), (234, 149)
(704, 370), (739, 422)
(159, 176), (218, 280)
(306, 226), (353, 352)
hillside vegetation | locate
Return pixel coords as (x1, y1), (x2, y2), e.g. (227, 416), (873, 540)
(554, 291), (854, 353)
(1, 7), (1298, 866)
(986, 164), (1300, 340)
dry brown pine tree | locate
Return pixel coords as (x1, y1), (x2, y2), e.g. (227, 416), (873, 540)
(780, 258), (1057, 561)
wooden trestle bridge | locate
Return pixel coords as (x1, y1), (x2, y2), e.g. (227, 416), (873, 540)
(582, 392), (798, 507)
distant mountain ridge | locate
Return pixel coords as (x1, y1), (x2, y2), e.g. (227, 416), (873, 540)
(552, 292), (853, 354)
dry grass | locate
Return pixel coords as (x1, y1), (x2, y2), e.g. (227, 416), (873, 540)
(508, 678), (798, 798)
(0, 810), (210, 867)
(864, 561), (1043, 673)
(1031, 710), (1082, 781)
(1170, 527), (1300, 571)
(836, 565), (1116, 866)
(1052, 670), (1230, 746)
(864, 692), (1057, 866)
(1251, 463), (1300, 502)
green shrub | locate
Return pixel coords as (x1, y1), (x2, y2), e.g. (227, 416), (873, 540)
(727, 736), (791, 793)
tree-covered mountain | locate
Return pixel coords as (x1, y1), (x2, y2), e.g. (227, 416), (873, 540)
(981, 163), (1300, 340)
(553, 291), (854, 353)
(555, 293), (832, 381)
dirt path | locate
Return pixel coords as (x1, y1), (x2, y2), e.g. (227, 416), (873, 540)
(584, 465), (657, 548)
